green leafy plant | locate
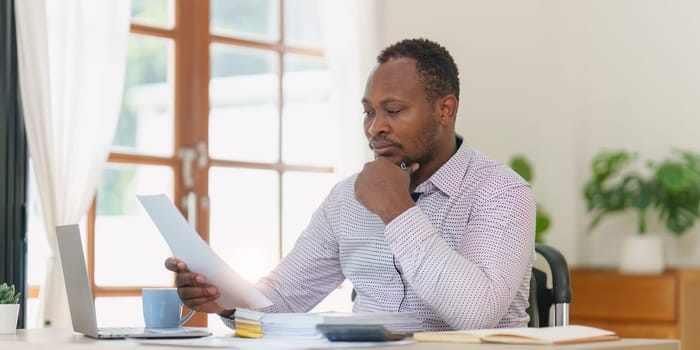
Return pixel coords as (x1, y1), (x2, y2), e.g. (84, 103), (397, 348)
(510, 155), (551, 243)
(583, 149), (700, 236)
(0, 283), (20, 304)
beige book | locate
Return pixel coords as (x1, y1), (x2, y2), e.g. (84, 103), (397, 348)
(414, 325), (619, 345)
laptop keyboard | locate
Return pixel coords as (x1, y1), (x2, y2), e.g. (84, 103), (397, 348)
(98, 327), (144, 336)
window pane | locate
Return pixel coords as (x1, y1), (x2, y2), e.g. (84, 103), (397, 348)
(210, 0), (280, 42)
(209, 167), (279, 283)
(113, 34), (174, 157)
(282, 54), (335, 166)
(131, 0), (174, 29)
(210, 44), (279, 163)
(282, 171), (336, 256)
(95, 297), (144, 327)
(94, 164), (174, 287)
(284, 0), (323, 48)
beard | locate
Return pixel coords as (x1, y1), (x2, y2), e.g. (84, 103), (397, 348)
(367, 111), (442, 167)
(405, 113), (441, 167)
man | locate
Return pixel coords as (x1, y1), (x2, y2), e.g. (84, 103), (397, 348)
(166, 38), (535, 331)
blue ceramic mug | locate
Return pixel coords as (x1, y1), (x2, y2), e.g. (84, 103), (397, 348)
(142, 288), (194, 328)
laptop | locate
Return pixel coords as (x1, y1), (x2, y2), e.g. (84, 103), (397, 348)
(55, 224), (212, 339)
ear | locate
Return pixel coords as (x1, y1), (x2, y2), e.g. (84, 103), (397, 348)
(436, 95), (458, 125)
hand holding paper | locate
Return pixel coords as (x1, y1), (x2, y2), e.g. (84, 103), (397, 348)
(165, 257), (225, 314)
(138, 194), (272, 310)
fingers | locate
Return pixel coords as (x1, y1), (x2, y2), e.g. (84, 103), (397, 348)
(174, 272), (217, 301)
(399, 161), (420, 174)
(175, 271), (207, 288)
(174, 273), (222, 314)
(164, 257), (190, 273)
(177, 285), (222, 313)
(406, 162), (420, 174)
(178, 285), (220, 302)
(165, 257), (223, 314)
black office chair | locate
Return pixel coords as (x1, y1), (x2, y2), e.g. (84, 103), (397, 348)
(526, 243), (572, 327)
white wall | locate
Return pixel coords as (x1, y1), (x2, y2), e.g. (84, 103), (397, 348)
(374, 0), (700, 266)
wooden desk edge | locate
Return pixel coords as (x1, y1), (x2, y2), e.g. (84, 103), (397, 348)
(0, 329), (682, 350)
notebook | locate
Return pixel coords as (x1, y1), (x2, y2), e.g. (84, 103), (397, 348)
(55, 224), (212, 339)
(413, 325), (619, 345)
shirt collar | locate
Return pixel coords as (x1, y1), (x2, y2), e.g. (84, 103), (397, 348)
(414, 135), (472, 198)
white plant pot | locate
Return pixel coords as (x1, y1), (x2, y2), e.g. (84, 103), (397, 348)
(619, 234), (665, 275)
(0, 304), (19, 334)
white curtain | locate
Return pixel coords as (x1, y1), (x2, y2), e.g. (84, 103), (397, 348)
(320, 0), (378, 178)
(15, 0), (131, 327)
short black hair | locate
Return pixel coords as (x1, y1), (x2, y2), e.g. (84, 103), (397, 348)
(377, 38), (460, 102)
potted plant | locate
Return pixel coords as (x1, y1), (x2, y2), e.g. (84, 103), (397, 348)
(0, 283), (21, 334)
(509, 155), (551, 243)
(583, 149), (700, 274)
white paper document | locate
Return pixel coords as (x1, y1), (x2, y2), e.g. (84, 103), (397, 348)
(138, 194), (272, 309)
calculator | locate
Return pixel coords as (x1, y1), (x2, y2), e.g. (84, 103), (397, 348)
(316, 324), (409, 342)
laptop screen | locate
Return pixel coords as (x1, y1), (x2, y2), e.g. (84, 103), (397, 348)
(55, 224), (100, 337)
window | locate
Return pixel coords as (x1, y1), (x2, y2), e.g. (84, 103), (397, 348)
(26, 0), (341, 329)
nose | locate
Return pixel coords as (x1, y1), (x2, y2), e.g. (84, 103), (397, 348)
(366, 114), (390, 137)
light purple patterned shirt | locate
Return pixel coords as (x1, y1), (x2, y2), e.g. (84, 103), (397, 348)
(223, 139), (535, 331)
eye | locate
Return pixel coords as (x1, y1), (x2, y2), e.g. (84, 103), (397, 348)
(363, 110), (375, 118)
(387, 109), (402, 115)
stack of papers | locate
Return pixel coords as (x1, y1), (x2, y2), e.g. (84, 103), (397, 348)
(233, 309), (265, 338)
(318, 311), (423, 333)
(233, 309), (422, 338)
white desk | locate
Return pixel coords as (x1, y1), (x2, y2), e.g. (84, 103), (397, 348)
(0, 328), (680, 350)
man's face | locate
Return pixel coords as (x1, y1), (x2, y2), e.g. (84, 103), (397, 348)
(361, 58), (442, 167)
